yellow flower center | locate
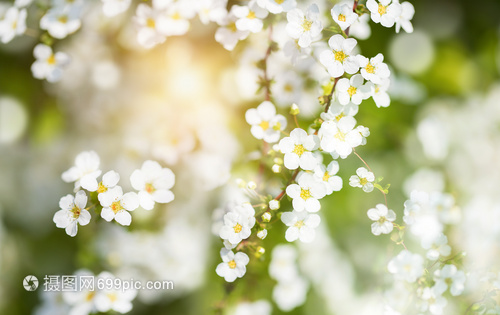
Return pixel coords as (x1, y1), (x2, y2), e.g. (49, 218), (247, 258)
(294, 220), (304, 228)
(365, 63), (375, 74)
(58, 15), (68, 24)
(334, 131), (346, 141)
(85, 291), (95, 302)
(228, 260), (237, 269)
(110, 201), (122, 214)
(233, 223), (242, 233)
(247, 11), (256, 19)
(146, 18), (155, 28)
(323, 171), (330, 182)
(12, 20), (17, 29)
(47, 54), (56, 65)
(293, 144), (306, 157)
(347, 86), (357, 97)
(378, 4), (387, 15)
(273, 122), (282, 131)
(171, 12), (181, 20)
(71, 205), (81, 218)
(145, 183), (155, 194)
(338, 14), (346, 22)
(97, 182), (107, 194)
(336, 113), (345, 121)
(378, 217), (387, 224)
(284, 83), (293, 92)
(300, 189), (311, 200)
(275, 0), (285, 4)
(360, 178), (368, 185)
(301, 19), (313, 32)
(228, 22), (238, 32)
(259, 120), (269, 130)
(107, 292), (118, 303)
(334, 50), (347, 62)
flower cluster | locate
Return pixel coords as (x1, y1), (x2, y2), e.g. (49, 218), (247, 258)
(269, 245), (309, 311)
(210, 0), (415, 293)
(54, 151), (175, 236)
(384, 190), (467, 314)
(36, 269), (137, 315)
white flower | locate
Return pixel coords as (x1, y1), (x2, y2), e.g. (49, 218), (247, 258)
(130, 160), (175, 210)
(370, 77), (391, 108)
(321, 101), (358, 121)
(53, 191), (91, 237)
(319, 116), (363, 158)
(269, 245), (299, 282)
(233, 300), (272, 315)
(233, 0), (268, 33)
(285, 4), (322, 48)
(14, 0), (33, 7)
(331, 4), (358, 31)
(62, 151), (101, 192)
(272, 276), (308, 311)
(366, 0), (402, 28)
(421, 233), (451, 261)
(215, 8), (250, 51)
(0, 6), (26, 43)
(245, 101), (287, 143)
(94, 272), (137, 314)
(198, 0), (227, 25)
(283, 39), (311, 65)
(357, 53), (390, 84)
(349, 12), (371, 40)
(319, 34), (359, 78)
(336, 74), (371, 105)
(420, 287), (447, 315)
(403, 190), (443, 244)
(357, 125), (370, 145)
(433, 264), (466, 296)
(387, 250), (424, 283)
(257, 0), (296, 14)
(151, 0), (173, 10)
(281, 210), (320, 243)
(367, 204), (396, 235)
(349, 167), (375, 192)
(156, 4), (192, 37)
(101, 0), (131, 17)
(31, 44), (70, 83)
(63, 269), (97, 314)
(286, 172), (326, 212)
(216, 248), (249, 282)
(271, 70), (303, 106)
(279, 128), (319, 170)
(219, 203), (256, 245)
(394, 0), (414, 33)
(97, 170), (120, 206)
(40, 4), (82, 39)
(257, 229), (268, 240)
(313, 161), (342, 195)
(134, 3), (166, 49)
(100, 186), (139, 226)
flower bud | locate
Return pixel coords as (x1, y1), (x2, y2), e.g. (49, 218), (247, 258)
(255, 246), (265, 258)
(261, 212), (272, 222)
(257, 229), (268, 240)
(290, 103), (300, 115)
(269, 200), (280, 210)
(272, 164), (281, 173)
(247, 181), (257, 190)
